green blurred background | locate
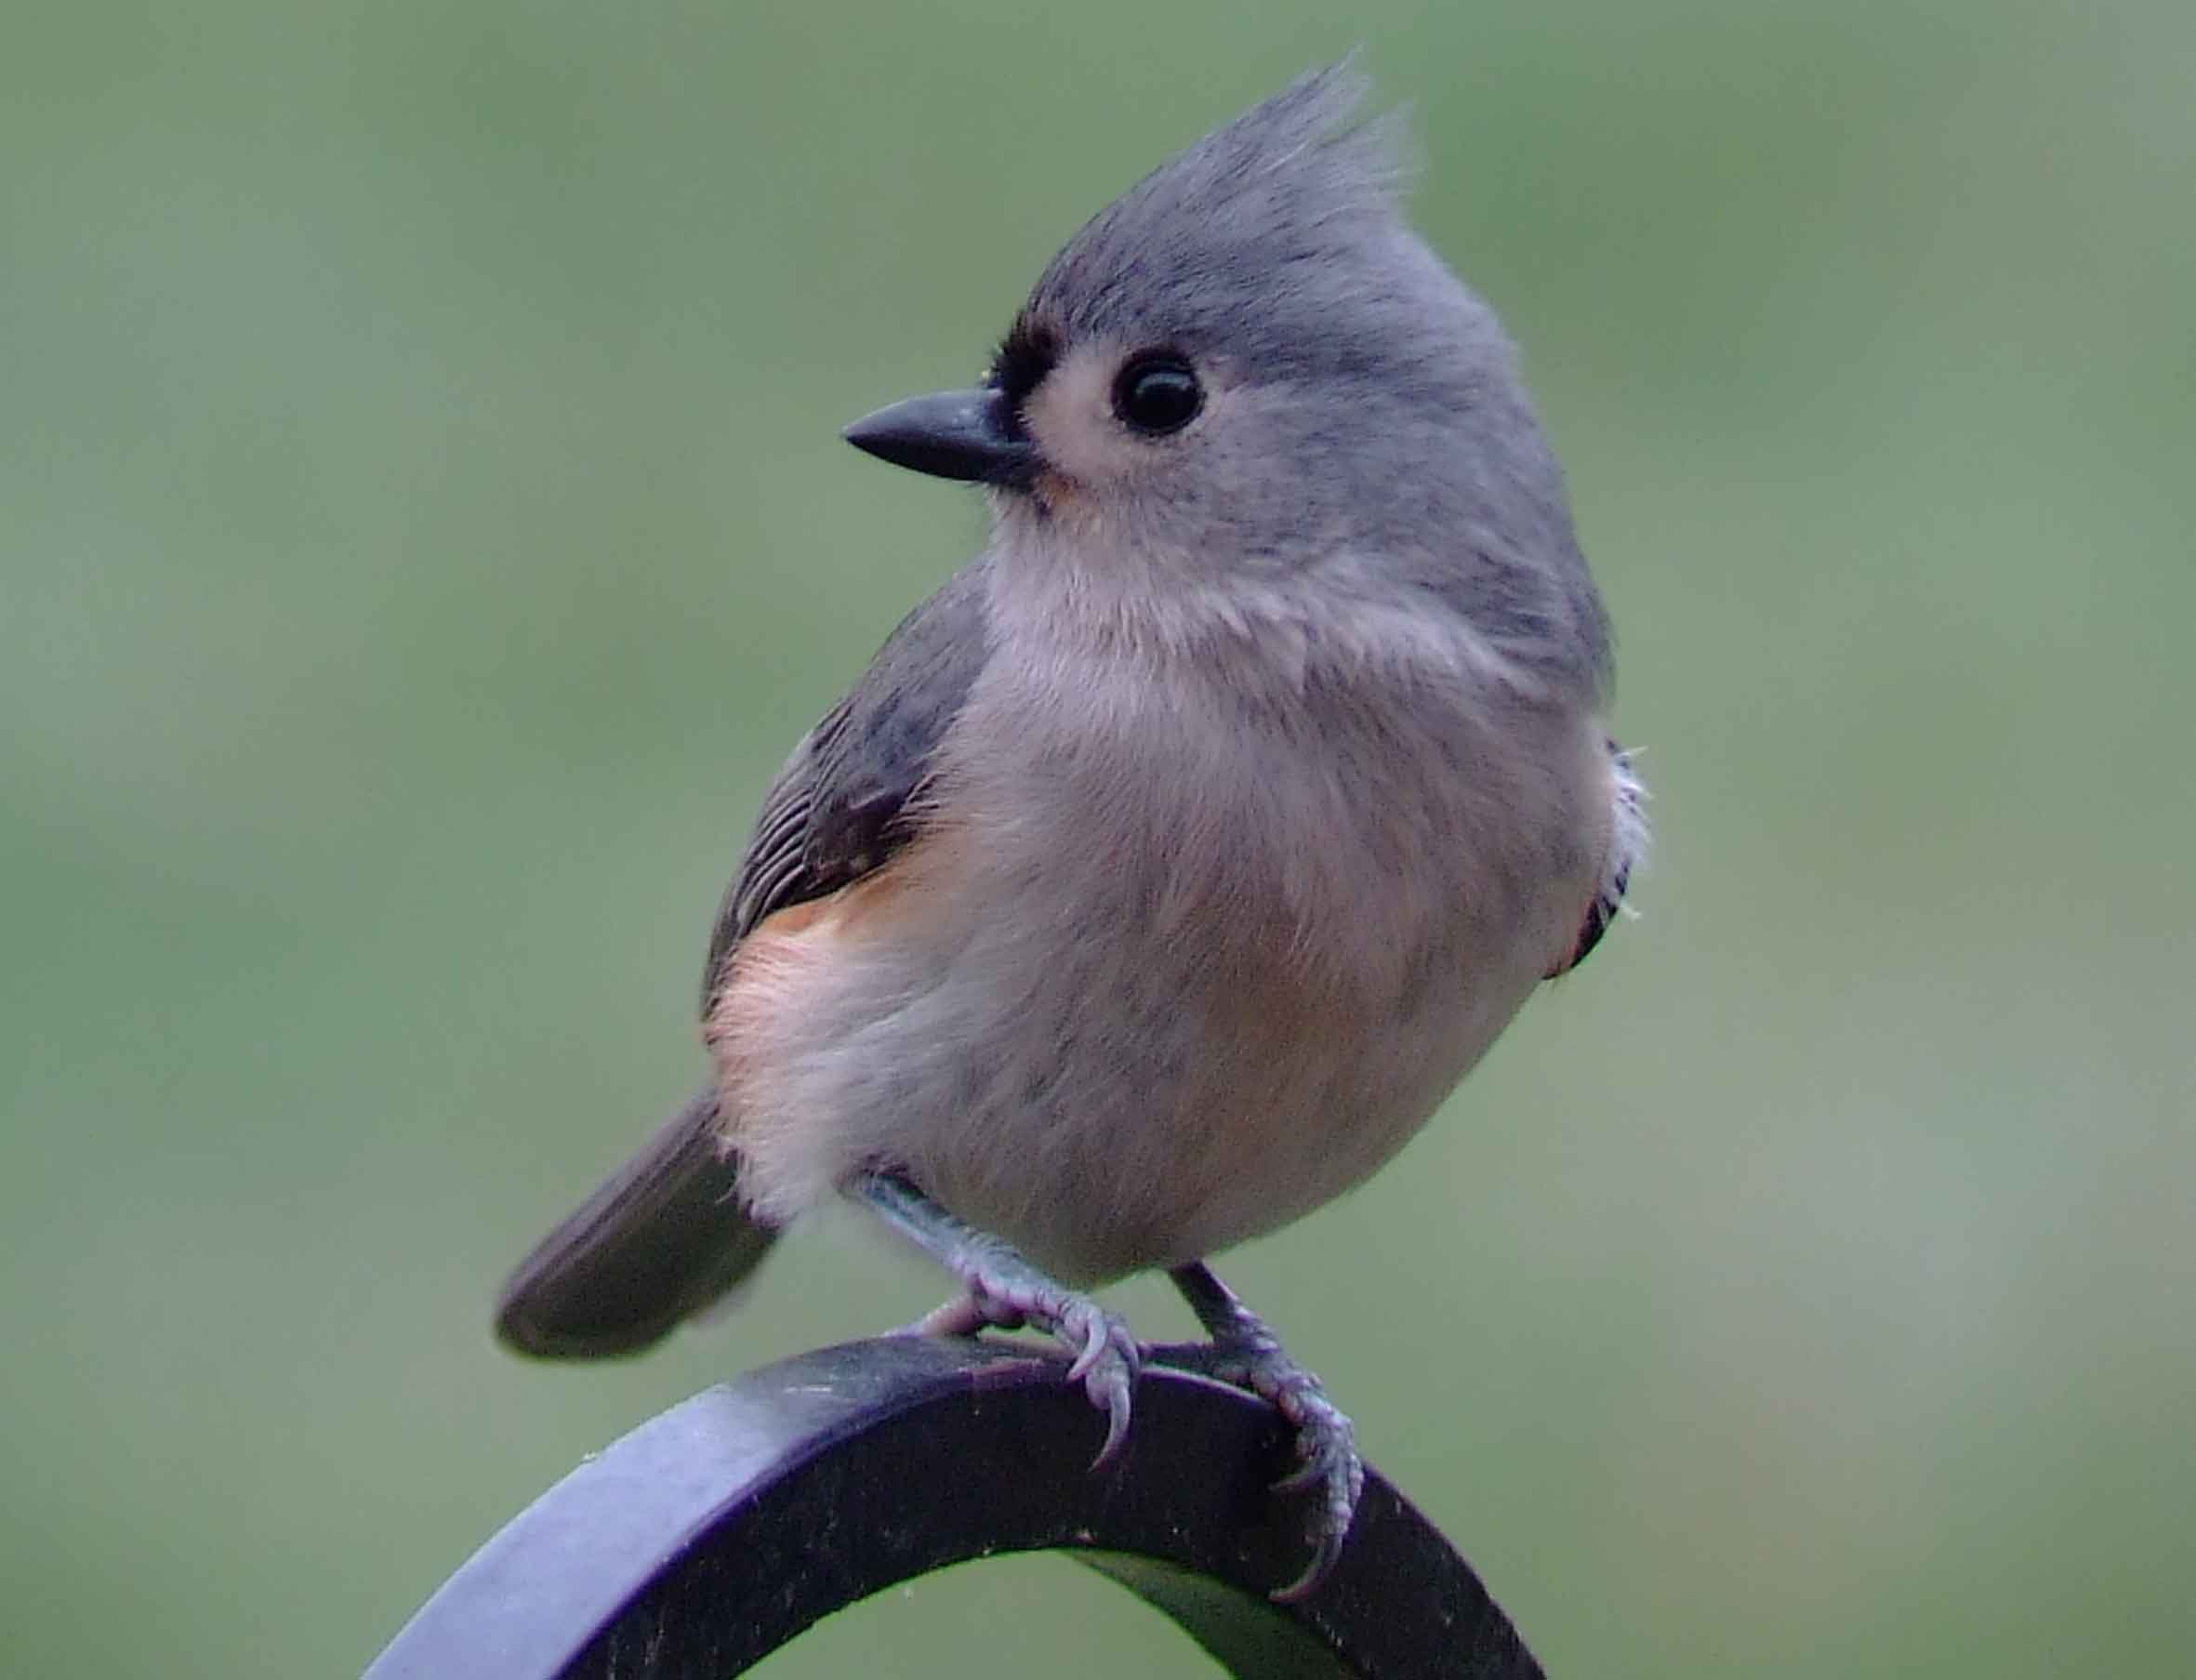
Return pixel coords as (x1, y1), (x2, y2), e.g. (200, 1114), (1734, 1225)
(5, 2), (2191, 1673)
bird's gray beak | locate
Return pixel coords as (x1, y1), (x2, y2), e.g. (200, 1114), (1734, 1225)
(842, 388), (1038, 488)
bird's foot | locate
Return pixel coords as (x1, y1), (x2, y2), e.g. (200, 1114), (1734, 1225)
(924, 1267), (1141, 1466)
(1153, 1263), (1365, 1602)
(859, 1173), (1139, 1467)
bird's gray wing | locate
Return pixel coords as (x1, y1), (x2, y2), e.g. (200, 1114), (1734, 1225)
(496, 562), (994, 1361)
(701, 557), (993, 1012)
(1550, 739), (1645, 975)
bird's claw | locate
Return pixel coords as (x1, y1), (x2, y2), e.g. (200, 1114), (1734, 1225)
(1052, 1294), (1139, 1464)
(1150, 1324), (1364, 1601)
(951, 1278), (1141, 1470)
(863, 1176), (1143, 1473)
(1263, 1379), (1362, 1601)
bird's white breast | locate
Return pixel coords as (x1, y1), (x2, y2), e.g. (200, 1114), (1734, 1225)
(714, 615), (1610, 1284)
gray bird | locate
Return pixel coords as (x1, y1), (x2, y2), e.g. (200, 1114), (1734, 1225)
(495, 63), (1644, 1601)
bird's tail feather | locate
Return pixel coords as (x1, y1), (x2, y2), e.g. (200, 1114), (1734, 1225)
(495, 1087), (776, 1359)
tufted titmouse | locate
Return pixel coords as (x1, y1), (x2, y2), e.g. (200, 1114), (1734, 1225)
(495, 64), (1643, 1600)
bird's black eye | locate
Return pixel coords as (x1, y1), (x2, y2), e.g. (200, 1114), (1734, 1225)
(1111, 354), (1202, 436)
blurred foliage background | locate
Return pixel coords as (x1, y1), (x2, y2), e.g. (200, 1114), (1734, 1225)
(5, 2), (2191, 1674)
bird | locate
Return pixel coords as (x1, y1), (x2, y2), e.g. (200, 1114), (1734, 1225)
(494, 62), (1644, 1602)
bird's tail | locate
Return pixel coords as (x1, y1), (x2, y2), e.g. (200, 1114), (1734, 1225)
(495, 1087), (777, 1359)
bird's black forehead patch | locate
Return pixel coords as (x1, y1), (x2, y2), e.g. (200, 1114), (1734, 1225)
(988, 316), (1062, 409)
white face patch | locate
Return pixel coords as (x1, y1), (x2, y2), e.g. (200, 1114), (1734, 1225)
(1023, 338), (1220, 496)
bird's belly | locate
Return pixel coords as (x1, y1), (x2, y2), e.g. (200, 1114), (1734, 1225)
(917, 922), (1546, 1282)
(711, 839), (1557, 1285)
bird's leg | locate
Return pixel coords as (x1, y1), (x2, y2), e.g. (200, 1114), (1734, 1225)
(853, 1171), (1140, 1466)
(1148, 1261), (1364, 1602)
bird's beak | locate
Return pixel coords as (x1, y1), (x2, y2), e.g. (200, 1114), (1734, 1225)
(842, 388), (1038, 488)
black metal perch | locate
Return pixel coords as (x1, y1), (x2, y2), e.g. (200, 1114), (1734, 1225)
(364, 1335), (1544, 1678)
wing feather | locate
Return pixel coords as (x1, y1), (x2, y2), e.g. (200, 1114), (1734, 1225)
(700, 561), (992, 1013)
(1551, 740), (1646, 976)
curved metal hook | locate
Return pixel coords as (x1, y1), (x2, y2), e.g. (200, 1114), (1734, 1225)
(364, 1336), (1541, 1678)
